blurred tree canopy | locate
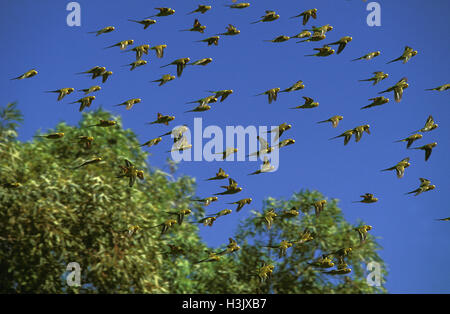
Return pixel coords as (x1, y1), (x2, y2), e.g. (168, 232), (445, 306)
(0, 104), (386, 293)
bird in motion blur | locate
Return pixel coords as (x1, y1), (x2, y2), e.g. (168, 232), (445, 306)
(128, 19), (156, 29)
(123, 60), (147, 71)
(180, 19), (206, 33)
(291, 30), (311, 39)
(276, 138), (295, 149)
(11, 69), (38, 80)
(151, 74), (176, 86)
(168, 136), (192, 152)
(184, 104), (211, 113)
(329, 129), (354, 145)
(150, 219), (177, 236)
(313, 200), (327, 217)
(225, 3), (250, 9)
(148, 113), (175, 126)
(412, 115), (438, 133)
(264, 35), (290, 43)
(139, 137), (162, 148)
(218, 238), (241, 256)
(76, 66), (106, 79)
(247, 136), (273, 158)
(196, 36), (220, 46)
(317, 115), (343, 128)
(214, 178), (242, 195)
(297, 31), (326, 43)
(191, 196), (218, 207)
(359, 71), (389, 86)
(78, 85), (101, 95)
(227, 198), (252, 212)
(425, 84), (450, 91)
(411, 142), (437, 161)
(114, 98), (141, 110)
(188, 5), (212, 15)
(188, 58), (213, 66)
(305, 45), (335, 57)
(70, 96), (96, 112)
(208, 89), (233, 102)
(264, 123), (292, 142)
(146, 8), (175, 18)
(166, 209), (192, 225)
(248, 157), (275, 175)
(216, 147), (238, 160)
(217, 24), (240, 36)
(45, 88), (75, 101)
(126, 44), (150, 60)
(105, 39), (134, 50)
(34, 132), (64, 140)
(75, 136), (94, 149)
(151, 45), (167, 58)
(353, 124), (371, 142)
(88, 120), (117, 128)
(265, 240), (293, 258)
(117, 159), (144, 188)
(355, 225), (372, 244)
(381, 157), (411, 178)
(361, 96), (389, 109)
(206, 168), (229, 181)
(160, 125), (189, 143)
(70, 157), (103, 170)
(280, 80), (305, 93)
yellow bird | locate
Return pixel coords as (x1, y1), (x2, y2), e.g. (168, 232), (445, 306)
(412, 142), (437, 161)
(196, 36), (220, 46)
(381, 157), (411, 178)
(251, 11), (280, 24)
(87, 120), (117, 128)
(208, 89), (233, 102)
(359, 71), (389, 86)
(126, 44), (150, 60)
(225, 3), (250, 9)
(290, 8), (318, 25)
(313, 200), (327, 217)
(150, 219), (177, 236)
(191, 196), (218, 206)
(305, 45), (335, 57)
(76, 136), (94, 149)
(296, 32), (326, 43)
(352, 51), (381, 61)
(148, 113), (175, 125)
(188, 5), (212, 15)
(425, 84), (450, 92)
(265, 240), (293, 258)
(353, 124), (370, 142)
(88, 26), (115, 36)
(139, 137), (162, 148)
(412, 115), (438, 133)
(206, 168), (229, 181)
(168, 136), (192, 152)
(70, 157), (103, 170)
(353, 193), (378, 203)
(264, 35), (290, 43)
(78, 85), (101, 95)
(34, 132), (64, 139)
(214, 178), (242, 195)
(101, 71), (113, 83)
(105, 39), (134, 50)
(329, 129), (354, 145)
(45, 88), (75, 101)
(151, 74), (176, 86)
(188, 58), (213, 66)
(394, 134), (423, 148)
(180, 19), (206, 33)
(291, 30), (311, 39)
(128, 19), (156, 29)
(327, 36), (353, 54)
(317, 115), (343, 128)
(114, 98), (141, 110)
(161, 58), (191, 77)
(207, 209), (232, 218)
(11, 69), (38, 80)
(217, 24), (240, 36)
(291, 96), (319, 109)
(406, 178), (435, 196)
(387, 46), (418, 64)
(355, 225), (372, 244)
(197, 216), (217, 227)
(280, 80), (305, 93)
(70, 96), (96, 112)
(276, 138), (295, 149)
(122, 60), (147, 71)
(166, 209), (192, 225)
(184, 104), (211, 113)
(361, 96), (389, 109)
(146, 8), (175, 18)
(216, 147), (238, 160)
(256, 88), (281, 104)
(248, 157), (275, 175)
(218, 238), (241, 255)
(227, 198), (252, 212)
(265, 123), (292, 142)
(378, 77), (409, 102)
(150, 44), (167, 58)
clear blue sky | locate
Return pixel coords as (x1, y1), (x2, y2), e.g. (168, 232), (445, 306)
(1, 0), (449, 293)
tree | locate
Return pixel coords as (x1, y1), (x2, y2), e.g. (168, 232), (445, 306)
(0, 104), (387, 293)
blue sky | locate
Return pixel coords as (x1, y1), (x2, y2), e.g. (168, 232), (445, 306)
(1, 0), (449, 293)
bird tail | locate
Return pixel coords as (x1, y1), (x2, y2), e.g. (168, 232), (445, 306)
(304, 54), (315, 57)
(160, 64), (170, 68)
(250, 20), (260, 24)
(316, 120), (328, 124)
(44, 90), (58, 93)
(351, 58), (361, 61)
(358, 79), (371, 82)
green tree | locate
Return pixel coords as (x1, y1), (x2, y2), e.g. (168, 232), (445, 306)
(0, 104), (387, 293)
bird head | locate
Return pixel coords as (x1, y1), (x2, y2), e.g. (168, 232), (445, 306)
(137, 170), (144, 180)
(68, 88), (75, 93)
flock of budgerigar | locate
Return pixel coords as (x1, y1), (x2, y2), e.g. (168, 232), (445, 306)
(8, 2), (449, 281)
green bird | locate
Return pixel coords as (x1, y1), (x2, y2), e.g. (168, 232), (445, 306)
(78, 85), (101, 95)
(387, 46), (418, 64)
(218, 238), (241, 256)
(257, 208), (277, 230)
(208, 89), (233, 102)
(214, 178), (242, 195)
(355, 225), (372, 244)
(180, 19), (206, 33)
(146, 8), (175, 18)
(197, 216), (217, 227)
(305, 45), (335, 57)
(435, 217), (450, 221)
(122, 60), (147, 71)
(327, 36), (353, 54)
(290, 8), (318, 26)
(313, 200), (327, 217)
(264, 35), (290, 43)
(188, 5), (212, 15)
(206, 168), (229, 181)
(34, 132), (65, 139)
(248, 157), (275, 175)
(329, 129), (354, 145)
(394, 134), (423, 148)
(191, 196), (218, 206)
(256, 88), (281, 104)
(227, 198), (252, 212)
(317, 115), (343, 128)
(265, 240), (293, 258)
(184, 104), (211, 113)
(425, 84), (450, 92)
(277, 207), (300, 219)
(11, 69), (38, 80)
(70, 157), (103, 170)
(251, 10), (280, 24)
(167, 136), (192, 152)
(128, 19), (156, 29)
(161, 58), (190, 77)
(114, 98), (141, 110)
(88, 26), (115, 36)
(280, 80), (305, 93)
(150, 219), (177, 236)
(276, 138), (295, 149)
(76, 66), (106, 79)
(256, 263), (275, 283)
(148, 113), (175, 126)
(87, 120), (117, 128)
(291, 30), (311, 39)
(323, 266), (352, 275)
(150, 44), (167, 58)
(406, 178), (435, 196)
(125, 44), (150, 60)
(217, 24), (240, 36)
(291, 96), (319, 109)
(45, 88), (75, 101)
(247, 136), (273, 157)
(361, 96), (389, 109)
(378, 77), (409, 102)
(381, 157), (410, 178)
(69, 96), (96, 112)
(101, 71), (113, 84)
(352, 51), (381, 61)
(264, 123), (292, 142)
(104, 39), (134, 50)
(308, 255), (334, 268)
(207, 209), (232, 218)
(353, 124), (370, 142)
(296, 32), (326, 43)
(216, 147), (238, 160)
(359, 71), (389, 85)
(75, 136), (94, 149)
(412, 142), (437, 161)
(139, 137), (162, 148)
(151, 74), (176, 86)
(353, 193), (378, 203)
(160, 125), (189, 142)
(188, 58), (213, 66)
(307, 24), (333, 35)
(2, 182), (22, 189)
(166, 209), (192, 225)
(412, 115), (438, 133)
(117, 159), (143, 187)
(195, 251), (221, 264)
(225, 3), (250, 9)
(196, 36), (220, 46)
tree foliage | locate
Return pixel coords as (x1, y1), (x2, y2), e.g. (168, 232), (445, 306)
(0, 104), (386, 293)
